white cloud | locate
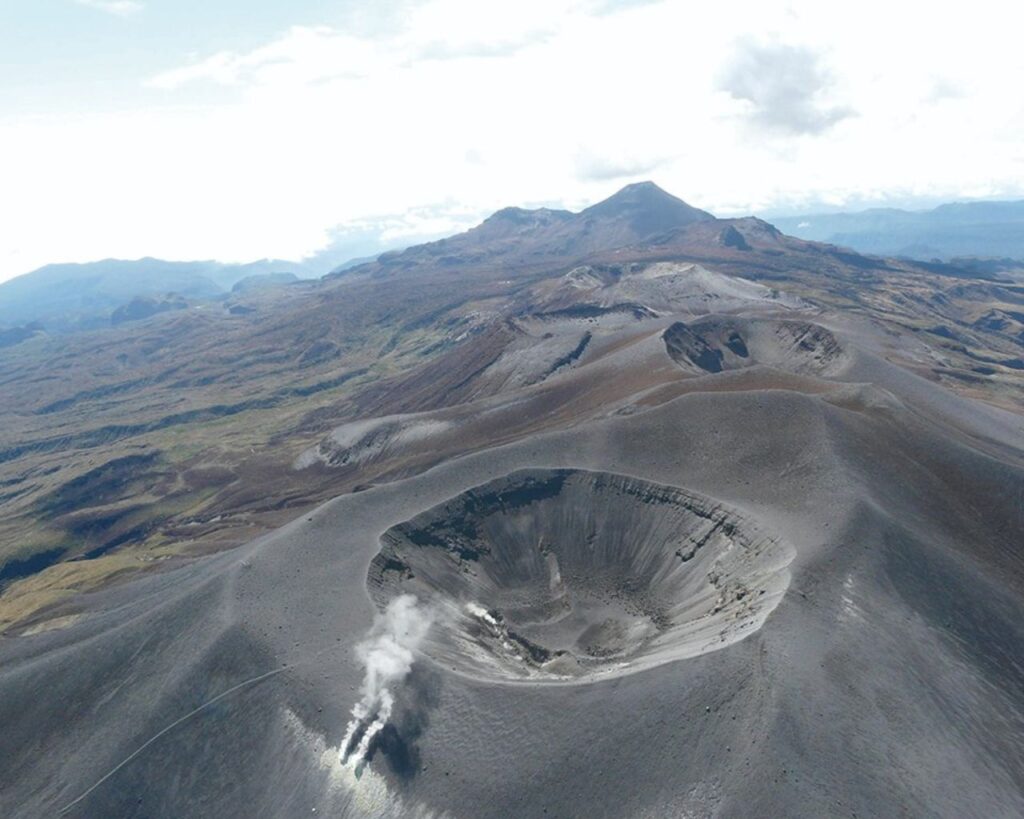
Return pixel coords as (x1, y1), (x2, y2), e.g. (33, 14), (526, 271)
(147, 26), (382, 90)
(74, 0), (143, 16)
(574, 150), (669, 183)
(718, 40), (854, 135)
(2, 0), (1023, 281)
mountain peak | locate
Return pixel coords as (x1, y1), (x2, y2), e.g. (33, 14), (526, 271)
(582, 181), (714, 236)
(617, 180), (668, 195)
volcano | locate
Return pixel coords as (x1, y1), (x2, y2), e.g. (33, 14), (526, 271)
(0, 183), (1022, 818)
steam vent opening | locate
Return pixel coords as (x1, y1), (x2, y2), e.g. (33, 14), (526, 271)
(368, 469), (794, 684)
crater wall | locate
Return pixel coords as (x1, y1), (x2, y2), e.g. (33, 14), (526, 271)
(368, 469), (794, 684)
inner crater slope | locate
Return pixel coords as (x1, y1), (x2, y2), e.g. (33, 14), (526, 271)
(368, 469), (795, 683)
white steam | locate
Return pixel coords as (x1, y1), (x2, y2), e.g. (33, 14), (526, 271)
(340, 594), (433, 768)
(464, 601), (499, 628)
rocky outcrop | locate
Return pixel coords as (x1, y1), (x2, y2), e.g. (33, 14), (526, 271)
(110, 294), (188, 325)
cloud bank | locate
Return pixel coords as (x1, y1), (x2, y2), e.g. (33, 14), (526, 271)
(718, 40), (854, 135)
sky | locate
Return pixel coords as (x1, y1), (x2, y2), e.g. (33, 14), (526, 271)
(1, 0), (1022, 282)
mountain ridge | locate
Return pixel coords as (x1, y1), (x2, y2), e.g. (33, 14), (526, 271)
(0, 257), (313, 332)
(329, 182), (715, 279)
(771, 199), (1024, 261)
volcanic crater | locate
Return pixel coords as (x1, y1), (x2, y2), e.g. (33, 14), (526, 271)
(368, 469), (794, 683)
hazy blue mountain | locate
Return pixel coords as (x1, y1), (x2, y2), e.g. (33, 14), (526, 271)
(0, 257), (311, 332)
(771, 200), (1024, 260)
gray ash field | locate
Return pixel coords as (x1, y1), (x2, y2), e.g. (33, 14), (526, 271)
(1, 186), (1023, 818)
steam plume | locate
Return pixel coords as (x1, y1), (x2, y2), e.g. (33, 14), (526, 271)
(340, 594), (433, 767)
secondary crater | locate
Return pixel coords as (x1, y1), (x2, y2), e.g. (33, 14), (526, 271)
(368, 469), (794, 684)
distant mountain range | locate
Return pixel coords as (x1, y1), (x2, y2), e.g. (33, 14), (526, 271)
(0, 232), (412, 333)
(0, 258), (315, 333)
(5, 189), (1023, 335)
(771, 200), (1024, 261)
(0, 184), (716, 334)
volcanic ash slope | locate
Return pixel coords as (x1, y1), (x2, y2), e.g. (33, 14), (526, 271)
(0, 313), (1023, 818)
